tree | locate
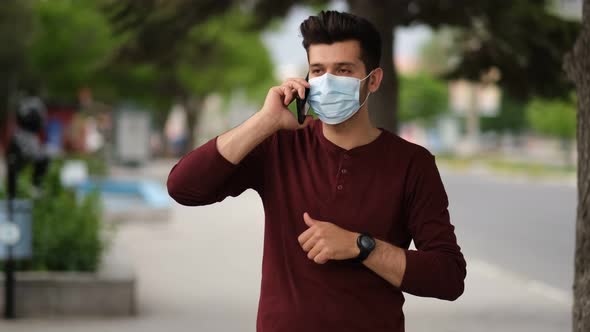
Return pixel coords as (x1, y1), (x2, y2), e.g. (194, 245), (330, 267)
(104, 0), (580, 136)
(525, 96), (577, 166)
(0, 0), (35, 132)
(479, 97), (528, 134)
(26, 0), (116, 101)
(525, 97), (576, 141)
(0, 0), (125, 118)
(103, 1), (276, 150)
(563, 0), (590, 330)
(398, 73), (448, 127)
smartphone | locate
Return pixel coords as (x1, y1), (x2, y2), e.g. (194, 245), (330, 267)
(296, 73), (310, 125)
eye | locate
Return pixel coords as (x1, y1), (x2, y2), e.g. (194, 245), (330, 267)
(311, 69), (322, 74)
(338, 69), (352, 74)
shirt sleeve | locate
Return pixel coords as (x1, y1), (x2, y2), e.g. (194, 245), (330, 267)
(398, 148), (467, 301)
(166, 134), (273, 206)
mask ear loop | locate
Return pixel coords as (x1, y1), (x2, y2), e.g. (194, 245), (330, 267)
(360, 69), (375, 82)
(358, 69), (375, 108)
(359, 91), (371, 109)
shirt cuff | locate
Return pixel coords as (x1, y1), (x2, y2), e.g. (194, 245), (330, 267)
(210, 135), (241, 171)
(398, 248), (465, 301)
(399, 248), (424, 294)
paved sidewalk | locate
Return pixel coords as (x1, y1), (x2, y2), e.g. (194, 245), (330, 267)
(0, 161), (572, 331)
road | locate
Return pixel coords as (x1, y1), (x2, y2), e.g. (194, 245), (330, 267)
(445, 169), (576, 294)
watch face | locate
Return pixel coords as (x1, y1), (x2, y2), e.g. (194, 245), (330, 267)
(360, 235), (375, 249)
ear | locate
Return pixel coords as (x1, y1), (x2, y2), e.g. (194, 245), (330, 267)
(368, 67), (384, 93)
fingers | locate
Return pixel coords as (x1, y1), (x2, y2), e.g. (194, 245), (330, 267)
(281, 86), (298, 106)
(314, 250), (330, 264)
(309, 246), (330, 264)
(286, 77), (311, 88)
(297, 227), (314, 246)
(270, 77), (310, 108)
(270, 86), (294, 106)
(281, 78), (310, 99)
(307, 240), (323, 260)
(298, 221), (331, 264)
(298, 212), (318, 245)
(302, 234), (319, 252)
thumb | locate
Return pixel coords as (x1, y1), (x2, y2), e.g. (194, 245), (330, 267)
(303, 212), (316, 227)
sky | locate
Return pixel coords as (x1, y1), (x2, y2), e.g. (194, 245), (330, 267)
(261, 1), (432, 78)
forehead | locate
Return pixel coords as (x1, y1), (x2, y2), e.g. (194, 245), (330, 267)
(307, 40), (363, 67)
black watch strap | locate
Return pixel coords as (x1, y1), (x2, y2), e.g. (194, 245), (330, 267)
(354, 233), (376, 263)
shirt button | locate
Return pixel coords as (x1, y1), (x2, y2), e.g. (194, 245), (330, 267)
(337, 185), (343, 190)
(343, 154), (350, 159)
(341, 169), (347, 174)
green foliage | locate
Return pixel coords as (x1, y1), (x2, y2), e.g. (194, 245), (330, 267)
(104, 3), (277, 109)
(0, 160), (104, 272)
(480, 96), (528, 134)
(178, 9), (276, 103)
(2, 0), (277, 124)
(27, 0), (117, 101)
(398, 73), (449, 126)
(525, 95), (577, 139)
(254, 0), (579, 103)
(0, 169), (34, 200)
(426, 1), (580, 101)
(96, 62), (168, 111)
(0, 1), (34, 69)
(67, 153), (109, 177)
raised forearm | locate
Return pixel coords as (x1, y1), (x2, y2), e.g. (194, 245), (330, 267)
(217, 111), (279, 165)
(167, 111), (278, 206)
(168, 78), (312, 206)
(218, 79), (314, 164)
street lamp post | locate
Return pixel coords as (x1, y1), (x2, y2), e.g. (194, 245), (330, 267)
(3, 162), (18, 319)
(2, 95), (49, 319)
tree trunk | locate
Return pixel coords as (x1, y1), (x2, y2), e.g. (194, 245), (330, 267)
(348, 0), (399, 134)
(564, 0), (590, 331)
(182, 95), (204, 153)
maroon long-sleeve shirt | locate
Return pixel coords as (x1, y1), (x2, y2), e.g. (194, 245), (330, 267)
(167, 118), (466, 332)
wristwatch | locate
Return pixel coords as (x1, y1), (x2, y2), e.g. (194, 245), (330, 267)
(354, 233), (376, 263)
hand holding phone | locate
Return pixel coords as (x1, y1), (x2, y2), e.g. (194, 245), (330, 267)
(260, 76), (311, 131)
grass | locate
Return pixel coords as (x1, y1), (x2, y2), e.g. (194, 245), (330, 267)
(435, 154), (576, 179)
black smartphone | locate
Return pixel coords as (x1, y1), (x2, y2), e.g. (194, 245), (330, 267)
(296, 73), (310, 125)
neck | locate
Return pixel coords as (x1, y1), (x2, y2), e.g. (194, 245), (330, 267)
(321, 107), (382, 150)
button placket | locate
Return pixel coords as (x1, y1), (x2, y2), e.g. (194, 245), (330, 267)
(336, 152), (351, 192)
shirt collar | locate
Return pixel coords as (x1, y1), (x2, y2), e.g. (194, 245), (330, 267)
(313, 119), (387, 156)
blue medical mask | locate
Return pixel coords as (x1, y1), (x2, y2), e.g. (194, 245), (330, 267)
(308, 71), (373, 125)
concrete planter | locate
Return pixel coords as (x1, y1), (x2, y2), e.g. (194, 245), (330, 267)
(0, 246), (136, 319)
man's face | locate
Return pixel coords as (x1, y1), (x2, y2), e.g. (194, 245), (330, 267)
(307, 40), (368, 80)
(307, 40), (379, 102)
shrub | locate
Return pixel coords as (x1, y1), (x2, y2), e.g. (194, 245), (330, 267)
(1, 159), (104, 272)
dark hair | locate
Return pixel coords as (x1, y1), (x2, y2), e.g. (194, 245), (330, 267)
(300, 10), (381, 74)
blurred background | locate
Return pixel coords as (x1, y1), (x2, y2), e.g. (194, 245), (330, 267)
(0, 0), (584, 331)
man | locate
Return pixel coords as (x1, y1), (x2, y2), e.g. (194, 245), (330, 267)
(167, 10), (466, 332)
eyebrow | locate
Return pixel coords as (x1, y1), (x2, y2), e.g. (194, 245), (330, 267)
(310, 62), (356, 67)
